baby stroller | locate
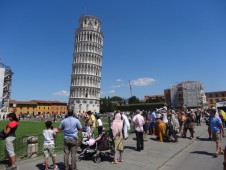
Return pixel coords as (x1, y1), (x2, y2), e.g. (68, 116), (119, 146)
(78, 133), (110, 163)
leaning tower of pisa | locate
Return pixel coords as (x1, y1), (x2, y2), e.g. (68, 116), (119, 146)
(69, 15), (104, 113)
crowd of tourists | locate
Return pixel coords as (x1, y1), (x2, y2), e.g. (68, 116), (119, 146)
(1, 106), (226, 170)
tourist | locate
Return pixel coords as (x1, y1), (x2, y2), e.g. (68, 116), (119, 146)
(149, 110), (156, 135)
(183, 111), (195, 139)
(96, 115), (103, 136)
(142, 111), (149, 141)
(4, 113), (19, 170)
(178, 111), (186, 137)
(122, 112), (130, 140)
(209, 108), (225, 157)
(195, 109), (202, 126)
(133, 109), (145, 151)
(87, 111), (96, 137)
(205, 109), (212, 140)
(42, 121), (57, 170)
(111, 111), (124, 164)
(155, 113), (166, 142)
(59, 109), (82, 170)
(167, 111), (176, 142)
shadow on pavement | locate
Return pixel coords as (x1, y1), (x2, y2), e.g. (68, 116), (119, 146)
(190, 151), (213, 156)
(196, 137), (211, 141)
(36, 162), (65, 170)
(124, 145), (136, 150)
(0, 159), (7, 168)
(149, 137), (158, 141)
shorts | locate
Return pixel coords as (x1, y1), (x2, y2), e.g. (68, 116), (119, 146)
(5, 136), (16, 157)
(212, 132), (221, 142)
(150, 122), (155, 128)
(43, 144), (56, 158)
(143, 123), (148, 133)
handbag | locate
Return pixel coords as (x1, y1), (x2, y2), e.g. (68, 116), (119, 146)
(0, 131), (6, 139)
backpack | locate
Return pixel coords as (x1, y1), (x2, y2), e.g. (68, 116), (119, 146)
(220, 110), (226, 121)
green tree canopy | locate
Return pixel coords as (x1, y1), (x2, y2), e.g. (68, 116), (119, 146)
(128, 96), (139, 104)
(110, 96), (123, 102)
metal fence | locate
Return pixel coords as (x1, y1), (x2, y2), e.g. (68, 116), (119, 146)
(0, 131), (64, 160)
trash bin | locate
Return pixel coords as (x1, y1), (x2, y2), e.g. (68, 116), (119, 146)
(27, 136), (38, 158)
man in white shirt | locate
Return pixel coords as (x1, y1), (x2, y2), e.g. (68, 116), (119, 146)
(133, 109), (145, 151)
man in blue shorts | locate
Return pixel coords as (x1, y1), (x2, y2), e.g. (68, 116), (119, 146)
(210, 108), (225, 157)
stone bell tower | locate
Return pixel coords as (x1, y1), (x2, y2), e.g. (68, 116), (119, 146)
(68, 15), (104, 113)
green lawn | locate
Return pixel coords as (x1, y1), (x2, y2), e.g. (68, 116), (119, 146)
(0, 120), (61, 138)
(0, 115), (111, 160)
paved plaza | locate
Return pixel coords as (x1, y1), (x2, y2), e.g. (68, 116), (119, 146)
(1, 122), (225, 170)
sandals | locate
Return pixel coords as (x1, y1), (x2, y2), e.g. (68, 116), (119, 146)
(213, 153), (218, 157)
(111, 161), (118, 164)
(220, 150), (224, 155)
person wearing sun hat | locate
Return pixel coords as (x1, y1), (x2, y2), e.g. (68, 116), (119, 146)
(155, 112), (167, 142)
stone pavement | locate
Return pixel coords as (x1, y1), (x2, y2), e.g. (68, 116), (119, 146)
(0, 123), (213, 170)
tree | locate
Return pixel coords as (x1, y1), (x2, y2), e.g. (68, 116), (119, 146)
(110, 96), (123, 102)
(128, 96), (139, 104)
(100, 97), (108, 113)
(145, 97), (153, 103)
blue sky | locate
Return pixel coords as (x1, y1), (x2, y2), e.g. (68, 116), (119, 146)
(0, 0), (226, 102)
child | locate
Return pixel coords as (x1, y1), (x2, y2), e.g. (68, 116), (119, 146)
(81, 124), (91, 144)
(96, 115), (103, 136)
(43, 121), (57, 170)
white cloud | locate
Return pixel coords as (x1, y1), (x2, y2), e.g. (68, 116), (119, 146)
(53, 90), (69, 96)
(116, 79), (124, 82)
(112, 84), (121, 88)
(109, 90), (116, 93)
(131, 78), (156, 86)
(101, 90), (116, 94)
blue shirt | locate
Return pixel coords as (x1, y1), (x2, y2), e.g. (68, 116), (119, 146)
(210, 115), (222, 133)
(59, 116), (82, 139)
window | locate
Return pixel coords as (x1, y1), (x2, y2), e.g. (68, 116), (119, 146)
(209, 94), (212, 98)
(222, 93), (225, 97)
(215, 94), (218, 97)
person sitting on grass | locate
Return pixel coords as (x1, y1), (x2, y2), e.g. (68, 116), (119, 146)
(43, 121), (58, 170)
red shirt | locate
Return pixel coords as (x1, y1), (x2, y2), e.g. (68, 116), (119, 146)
(7, 121), (19, 137)
(8, 121), (19, 129)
